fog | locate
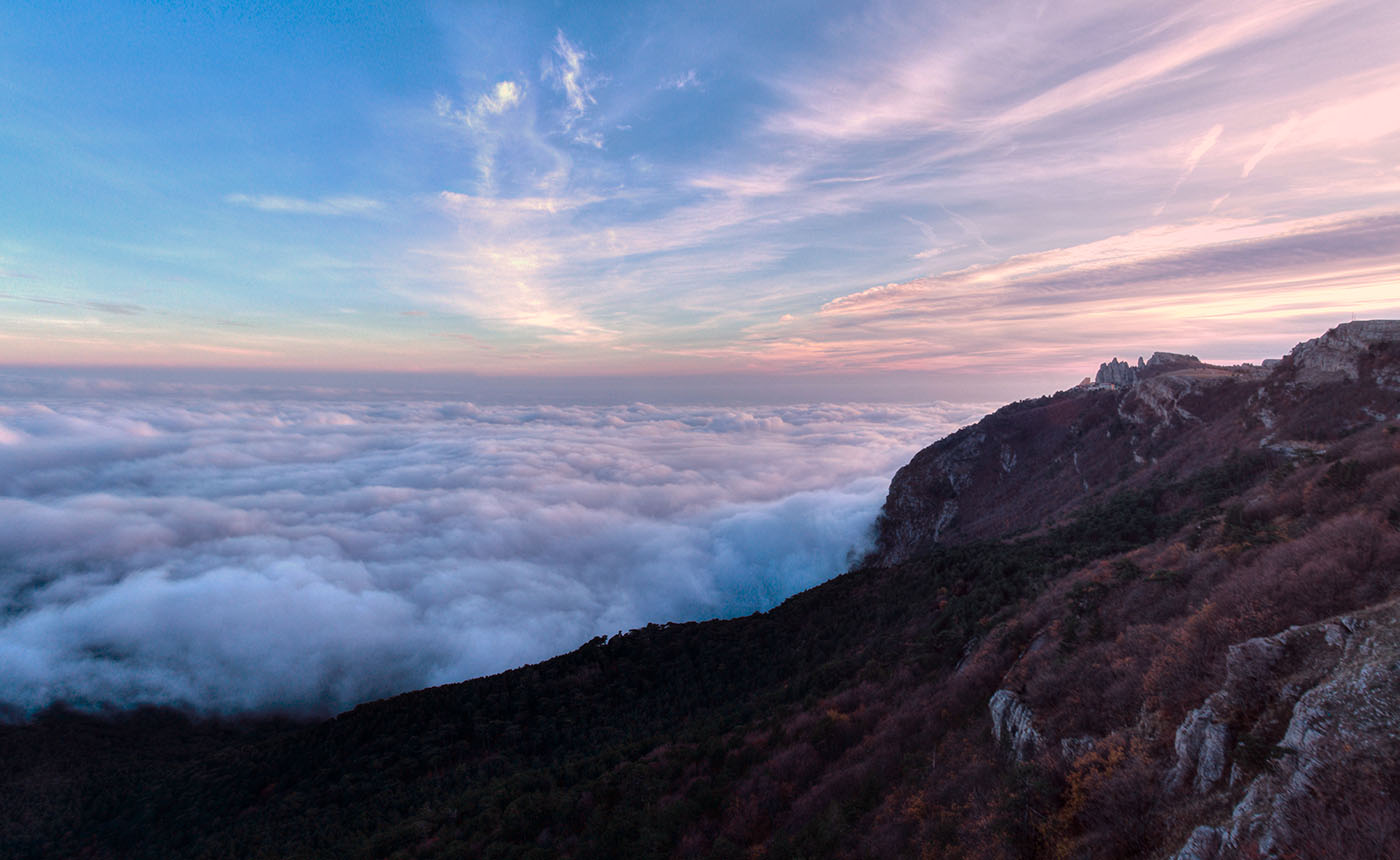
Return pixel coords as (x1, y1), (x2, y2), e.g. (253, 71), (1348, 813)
(0, 392), (987, 716)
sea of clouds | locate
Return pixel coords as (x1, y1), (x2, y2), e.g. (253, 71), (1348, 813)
(0, 389), (988, 717)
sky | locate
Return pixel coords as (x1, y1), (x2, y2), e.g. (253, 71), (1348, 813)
(0, 392), (988, 715)
(2, 0), (1400, 397)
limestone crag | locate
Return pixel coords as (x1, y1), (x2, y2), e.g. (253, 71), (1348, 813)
(1165, 617), (1354, 805)
(1097, 351), (1204, 389)
(1220, 609), (1400, 858)
(1095, 357), (1138, 387)
(1289, 319), (1400, 385)
(1166, 705), (1232, 794)
(1122, 373), (1206, 430)
(877, 429), (985, 564)
(1162, 603), (1400, 859)
(988, 689), (1042, 763)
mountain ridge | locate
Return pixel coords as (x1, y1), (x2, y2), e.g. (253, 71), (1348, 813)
(878, 320), (1400, 563)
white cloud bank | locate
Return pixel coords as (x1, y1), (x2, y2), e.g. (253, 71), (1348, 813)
(0, 390), (987, 717)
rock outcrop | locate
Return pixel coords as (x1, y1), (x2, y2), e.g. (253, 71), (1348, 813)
(1166, 705), (1232, 794)
(1170, 826), (1226, 860)
(1145, 351), (1201, 369)
(1163, 603), (1400, 859)
(1289, 319), (1400, 385)
(1095, 357), (1138, 387)
(989, 689), (1042, 763)
(1162, 630), (1302, 797)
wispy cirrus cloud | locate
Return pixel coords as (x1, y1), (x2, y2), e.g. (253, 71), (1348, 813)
(982, 1), (1341, 135)
(475, 79), (523, 116)
(661, 69), (699, 91)
(763, 1), (1344, 144)
(225, 193), (383, 216)
(1241, 113), (1301, 179)
(433, 79), (526, 132)
(544, 29), (599, 135)
(1, 291), (145, 315)
(1155, 123), (1224, 216)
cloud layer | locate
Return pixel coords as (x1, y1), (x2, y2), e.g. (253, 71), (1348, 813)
(0, 389), (987, 717)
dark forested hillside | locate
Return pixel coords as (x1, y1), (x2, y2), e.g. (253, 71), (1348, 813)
(4, 321), (1399, 860)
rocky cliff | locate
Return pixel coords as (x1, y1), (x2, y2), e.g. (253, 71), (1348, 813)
(1289, 318), (1400, 385)
(877, 320), (1399, 565)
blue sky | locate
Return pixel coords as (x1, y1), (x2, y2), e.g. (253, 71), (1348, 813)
(2, 0), (1399, 395)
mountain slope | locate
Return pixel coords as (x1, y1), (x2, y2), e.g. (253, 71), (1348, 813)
(2, 321), (1399, 860)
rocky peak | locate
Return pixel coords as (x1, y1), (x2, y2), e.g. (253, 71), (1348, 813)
(1094, 351), (1203, 388)
(1095, 357), (1138, 387)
